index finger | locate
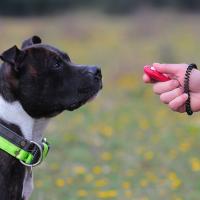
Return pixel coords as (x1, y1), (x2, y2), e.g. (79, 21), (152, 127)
(153, 63), (187, 74)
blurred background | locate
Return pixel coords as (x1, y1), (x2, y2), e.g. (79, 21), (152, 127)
(1, 1), (200, 200)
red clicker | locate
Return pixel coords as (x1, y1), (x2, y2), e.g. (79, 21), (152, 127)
(144, 65), (171, 82)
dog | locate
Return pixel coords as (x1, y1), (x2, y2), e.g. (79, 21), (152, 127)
(0, 36), (102, 200)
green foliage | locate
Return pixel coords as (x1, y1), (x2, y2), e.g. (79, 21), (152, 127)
(0, 0), (200, 16)
(98, 0), (139, 14)
(0, 0), (73, 15)
(149, 0), (200, 9)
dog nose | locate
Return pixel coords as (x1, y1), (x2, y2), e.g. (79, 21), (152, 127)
(88, 66), (102, 80)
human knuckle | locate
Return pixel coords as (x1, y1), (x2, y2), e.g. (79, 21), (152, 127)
(180, 94), (186, 102)
(175, 88), (182, 96)
(169, 80), (177, 88)
(153, 85), (159, 94)
(169, 102), (177, 111)
(160, 94), (168, 104)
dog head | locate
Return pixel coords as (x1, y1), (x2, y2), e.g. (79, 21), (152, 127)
(0, 36), (102, 118)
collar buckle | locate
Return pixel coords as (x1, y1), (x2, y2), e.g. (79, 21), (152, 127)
(20, 141), (43, 167)
(20, 138), (50, 167)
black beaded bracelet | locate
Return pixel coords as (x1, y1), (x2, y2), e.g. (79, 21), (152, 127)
(184, 63), (198, 115)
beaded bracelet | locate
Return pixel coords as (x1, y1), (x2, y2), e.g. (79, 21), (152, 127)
(184, 63), (198, 115)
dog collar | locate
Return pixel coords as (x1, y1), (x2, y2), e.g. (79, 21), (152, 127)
(0, 123), (50, 167)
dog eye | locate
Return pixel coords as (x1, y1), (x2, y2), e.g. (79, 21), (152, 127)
(53, 59), (63, 69)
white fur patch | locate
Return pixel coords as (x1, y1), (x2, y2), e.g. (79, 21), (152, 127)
(0, 96), (34, 140)
(32, 118), (49, 142)
(22, 168), (33, 200)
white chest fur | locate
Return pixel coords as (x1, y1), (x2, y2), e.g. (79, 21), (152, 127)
(0, 96), (34, 140)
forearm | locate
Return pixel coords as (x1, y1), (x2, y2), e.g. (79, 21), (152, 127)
(190, 69), (200, 93)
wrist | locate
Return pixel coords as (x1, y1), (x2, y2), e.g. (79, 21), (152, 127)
(190, 69), (200, 92)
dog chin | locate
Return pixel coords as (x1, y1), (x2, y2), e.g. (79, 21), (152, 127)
(67, 92), (100, 111)
(86, 93), (98, 103)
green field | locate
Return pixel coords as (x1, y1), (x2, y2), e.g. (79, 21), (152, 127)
(1, 9), (200, 200)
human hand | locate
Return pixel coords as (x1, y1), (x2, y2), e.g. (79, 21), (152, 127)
(143, 63), (200, 113)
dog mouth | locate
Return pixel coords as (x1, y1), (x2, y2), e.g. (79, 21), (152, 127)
(87, 93), (98, 103)
(67, 84), (102, 111)
(67, 76), (103, 111)
(67, 93), (98, 111)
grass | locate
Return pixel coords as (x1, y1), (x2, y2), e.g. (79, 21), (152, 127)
(1, 9), (200, 200)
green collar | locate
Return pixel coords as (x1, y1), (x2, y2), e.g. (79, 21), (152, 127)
(0, 123), (50, 167)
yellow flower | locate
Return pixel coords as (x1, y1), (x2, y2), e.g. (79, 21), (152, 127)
(167, 172), (181, 189)
(122, 181), (131, 189)
(92, 166), (103, 175)
(190, 157), (200, 172)
(139, 118), (149, 130)
(101, 152), (112, 161)
(35, 180), (43, 188)
(168, 172), (177, 180)
(145, 171), (157, 182)
(140, 179), (149, 188)
(171, 179), (181, 189)
(100, 125), (113, 137)
(173, 197), (183, 200)
(77, 189), (88, 197)
(96, 190), (118, 198)
(179, 142), (191, 152)
(95, 179), (108, 187)
(55, 178), (65, 187)
(50, 163), (59, 171)
(74, 165), (86, 175)
(144, 151), (154, 160)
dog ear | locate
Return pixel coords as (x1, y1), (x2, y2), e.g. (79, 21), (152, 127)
(21, 35), (42, 49)
(0, 45), (25, 68)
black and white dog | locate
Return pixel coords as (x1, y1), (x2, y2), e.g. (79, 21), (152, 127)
(0, 36), (102, 200)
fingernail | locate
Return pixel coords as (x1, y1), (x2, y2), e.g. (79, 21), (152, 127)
(183, 93), (188, 100)
(153, 63), (160, 66)
(153, 63), (161, 70)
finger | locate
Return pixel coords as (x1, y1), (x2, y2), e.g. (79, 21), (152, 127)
(143, 73), (151, 83)
(177, 106), (185, 113)
(168, 93), (188, 111)
(143, 73), (157, 84)
(153, 80), (180, 95)
(153, 63), (187, 74)
(160, 87), (184, 104)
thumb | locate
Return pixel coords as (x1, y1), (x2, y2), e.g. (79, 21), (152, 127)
(153, 63), (181, 75)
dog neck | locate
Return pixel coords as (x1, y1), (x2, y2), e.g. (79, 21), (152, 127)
(0, 95), (49, 200)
